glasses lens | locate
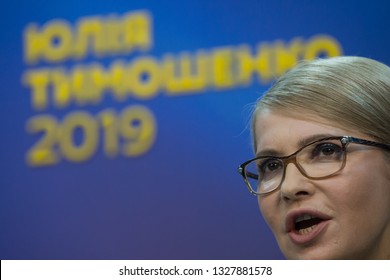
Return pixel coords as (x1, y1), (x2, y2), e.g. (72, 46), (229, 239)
(297, 139), (345, 177)
(241, 138), (347, 195)
(244, 158), (284, 194)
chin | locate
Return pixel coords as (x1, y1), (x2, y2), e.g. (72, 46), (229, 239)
(280, 244), (346, 260)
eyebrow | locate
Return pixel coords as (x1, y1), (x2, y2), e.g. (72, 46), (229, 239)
(297, 133), (337, 147)
(255, 133), (338, 158)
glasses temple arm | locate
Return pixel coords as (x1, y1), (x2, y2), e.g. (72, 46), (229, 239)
(348, 136), (390, 151)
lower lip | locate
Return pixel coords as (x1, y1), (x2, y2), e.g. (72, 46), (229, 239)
(288, 220), (331, 245)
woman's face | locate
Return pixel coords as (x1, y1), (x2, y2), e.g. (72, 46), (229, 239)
(254, 109), (390, 259)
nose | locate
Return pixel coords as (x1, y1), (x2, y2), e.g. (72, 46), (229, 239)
(280, 161), (315, 201)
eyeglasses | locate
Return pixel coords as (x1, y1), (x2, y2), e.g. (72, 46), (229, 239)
(238, 136), (390, 196)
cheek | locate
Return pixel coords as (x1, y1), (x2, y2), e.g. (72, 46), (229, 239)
(337, 156), (390, 208)
(326, 160), (390, 226)
(258, 195), (280, 231)
(324, 171), (374, 213)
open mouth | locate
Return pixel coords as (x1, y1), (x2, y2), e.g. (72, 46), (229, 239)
(294, 214), (323, 235)
(286, 210), (331, 245)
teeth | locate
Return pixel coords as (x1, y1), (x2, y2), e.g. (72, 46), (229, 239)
(295, 214), (314, 223)
(298, 226), (315, 235)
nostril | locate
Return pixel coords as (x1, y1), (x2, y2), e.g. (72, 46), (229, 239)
(282, 190), (309, 201)
(295, 190), (309, 196)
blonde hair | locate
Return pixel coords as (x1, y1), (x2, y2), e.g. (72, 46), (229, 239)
(254, 56), (390, 144)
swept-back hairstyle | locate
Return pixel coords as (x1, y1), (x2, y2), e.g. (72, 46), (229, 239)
(253, 56), (390, 144)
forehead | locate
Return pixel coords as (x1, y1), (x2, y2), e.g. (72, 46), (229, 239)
(253, 109), (361, 154)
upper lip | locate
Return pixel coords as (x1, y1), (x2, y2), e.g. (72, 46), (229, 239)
(285, 209), (332, 233)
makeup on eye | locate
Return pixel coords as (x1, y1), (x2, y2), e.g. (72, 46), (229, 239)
(307, 142), (343, 160)
(258, 158), (283, 173)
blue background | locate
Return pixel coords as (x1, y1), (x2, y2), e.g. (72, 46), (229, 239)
(1, 0), (390, 259)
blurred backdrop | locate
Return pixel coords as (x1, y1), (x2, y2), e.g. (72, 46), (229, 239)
(1, 0), (390, 259)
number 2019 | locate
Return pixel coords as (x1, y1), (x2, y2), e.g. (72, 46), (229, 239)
(26, 105), (157, 167)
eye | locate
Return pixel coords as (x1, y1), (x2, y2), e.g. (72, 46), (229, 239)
(259, 158), (283, 173)
(311, 142), (342, 160)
